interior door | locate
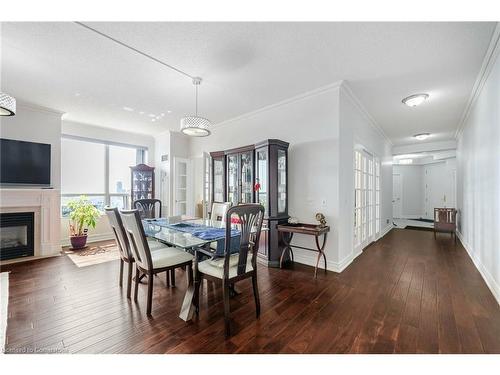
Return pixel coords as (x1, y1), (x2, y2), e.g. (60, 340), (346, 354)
(354, 149), (376, 252)
(173, 157), (190, 216)
(392, 174), (402, 218)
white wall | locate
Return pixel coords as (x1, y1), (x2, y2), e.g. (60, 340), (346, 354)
(393, 165), (424, 218)
(456, 25), (500, 305)
(338, 85), (393, 267)
(189, 83), (341, 269)
(0, 102), (63, 189)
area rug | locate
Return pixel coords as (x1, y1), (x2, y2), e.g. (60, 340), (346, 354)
(0, 272), (9, 353)
(64, 243), (120, 268)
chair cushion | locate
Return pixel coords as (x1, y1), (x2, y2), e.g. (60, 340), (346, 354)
(198, 254), (254, 279)
(151, 246), (193, 269)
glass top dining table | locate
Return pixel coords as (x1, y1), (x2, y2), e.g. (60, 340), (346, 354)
(142, 217), (243, 249)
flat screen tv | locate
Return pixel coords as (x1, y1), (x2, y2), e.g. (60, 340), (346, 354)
(0, 138), (51, 186)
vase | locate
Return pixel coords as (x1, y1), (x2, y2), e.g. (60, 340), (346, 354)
(70, 234), (88, 250)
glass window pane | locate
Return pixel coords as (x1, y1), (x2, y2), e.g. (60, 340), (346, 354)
(61, 139), (105, 194)
(109, 145), (137, 194)
(110, 195), (129, 210)
(61, 195), (105, 217)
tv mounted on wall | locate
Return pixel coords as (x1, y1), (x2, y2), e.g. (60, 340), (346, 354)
(0, 138), (51, 186)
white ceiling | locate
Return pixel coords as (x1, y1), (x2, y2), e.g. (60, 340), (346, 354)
(1, 22), (496, 144)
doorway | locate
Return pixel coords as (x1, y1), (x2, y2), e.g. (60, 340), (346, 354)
(173, 157), (192, 216)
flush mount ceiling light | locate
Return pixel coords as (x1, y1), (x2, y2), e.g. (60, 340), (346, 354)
(0, 92), (16, 116)
(402, 93), (429, 107)
(414, 133), (431, 141)
(180, 77), (211, 137)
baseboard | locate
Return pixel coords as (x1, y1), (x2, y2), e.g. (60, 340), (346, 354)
(0, 253), (61, 266)
(378, 224), (393, 239)
(60, 232), (115, 247)
(292, 249), (359, 274)
(456, 230), (500, 307)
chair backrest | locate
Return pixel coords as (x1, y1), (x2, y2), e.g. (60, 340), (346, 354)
(133, 199), (162, 219)
(434, 208), (457, 224)
(104, 206), (132, 261)
(223, 204), (264, 279)
(211, 202), (232, 222)
(119, 209), (153, 271)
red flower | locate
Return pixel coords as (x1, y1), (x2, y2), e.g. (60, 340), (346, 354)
(254, 182), (261, 192)
(231, 217), (242, 224)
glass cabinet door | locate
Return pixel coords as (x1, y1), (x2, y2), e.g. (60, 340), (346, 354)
(277, 149), (287, 214)
(213, 158), (224, 202)
(256, 148), (268, 216)
(227, 154), (238, 206)
(240, 152), (253, 203)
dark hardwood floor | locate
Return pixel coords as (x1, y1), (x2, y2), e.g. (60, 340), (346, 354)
(2, 228), (500, 354)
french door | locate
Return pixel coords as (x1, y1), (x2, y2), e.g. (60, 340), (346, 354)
(354, 149), (380, 252)
(173, 157), (192, 216)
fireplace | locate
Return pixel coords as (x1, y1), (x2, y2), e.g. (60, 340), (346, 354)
(0, 212), (35, 261)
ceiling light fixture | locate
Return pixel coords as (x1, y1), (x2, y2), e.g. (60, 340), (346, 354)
(402, 93), (429, 107)
(0, 92), (16, 116)
(414, 133), (430, 141)
(180, 77), (211, 137)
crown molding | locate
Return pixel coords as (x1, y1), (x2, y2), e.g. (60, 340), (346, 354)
(455, 22), (500, 139)
(17, 99), (65, 116)
(212, 80), (343, 129)
(339, 81), (393, 146)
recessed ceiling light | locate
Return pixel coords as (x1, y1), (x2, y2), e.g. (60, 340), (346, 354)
(402, 93), (429, 107)
(139, 111), (145, 115)
(414, 133), (430, 141)
(167, 110), (172, 114)
(148, 114), (156, 118)
(399, 159), (413, 165)
(74, 92), (81, 97)
(123, 106), (134, 112)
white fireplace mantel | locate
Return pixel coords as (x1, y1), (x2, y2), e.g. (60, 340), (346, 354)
(0, 188), (61, 263)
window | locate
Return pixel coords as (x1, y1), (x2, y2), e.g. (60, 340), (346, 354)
(61, 137), (147, 216)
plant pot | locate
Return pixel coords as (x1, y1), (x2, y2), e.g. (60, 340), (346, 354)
(70, 234), (88, 250)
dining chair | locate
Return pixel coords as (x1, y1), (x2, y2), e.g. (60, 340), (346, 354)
(104, 207), (165, 299)
(194, 204), (264, 337)
(120, 209), (194, 316)
(133, 199), (162, 219)
(434, 207), (457, 242)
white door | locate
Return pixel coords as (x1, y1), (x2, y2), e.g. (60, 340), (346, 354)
(354, 149), (376, 252)
(392, 174), (402, 218)
(173, 157), (192, 216)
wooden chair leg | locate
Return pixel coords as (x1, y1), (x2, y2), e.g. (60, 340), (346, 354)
(252, 274), (260, 317)
(166, 270), (170, 287)
(147, 271), (154, 316)
(134, 266), (140, 302)
(171, 268), (176, 287)
(119, 259), (124, 287)
(222, 282), (231, 337)
(187, 263), (193, 287)
(126, 262), (133, 299)
(194, 277), (201, 315)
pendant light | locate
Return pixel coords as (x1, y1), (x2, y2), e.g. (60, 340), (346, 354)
(180, 77), (211, 137)
(0, 92), (16, 116)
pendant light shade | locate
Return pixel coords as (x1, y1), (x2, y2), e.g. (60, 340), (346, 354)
(180, 77), (211, 137)
(0, 92), (16, 116)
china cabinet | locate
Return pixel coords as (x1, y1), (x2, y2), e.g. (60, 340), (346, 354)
(130, 164), (155, 204)
(209, 139), (289, 267)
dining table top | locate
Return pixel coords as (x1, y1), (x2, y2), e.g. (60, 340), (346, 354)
(142, 217), (265, 249)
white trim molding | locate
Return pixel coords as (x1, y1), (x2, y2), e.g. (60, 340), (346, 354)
(456, 231), (500, 306)
(456, 22), (500, 139)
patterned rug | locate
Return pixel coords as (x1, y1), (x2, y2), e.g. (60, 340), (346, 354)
(0, 272), (8, 353)
(64, 243), (120, 268)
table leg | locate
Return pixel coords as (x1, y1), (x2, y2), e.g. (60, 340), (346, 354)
(179, 248), (198, 322)
(279, 232), (294, 268)
(314, 233), (328, 278)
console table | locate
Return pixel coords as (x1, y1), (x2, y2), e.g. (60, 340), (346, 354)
(277, 223), (330, 277)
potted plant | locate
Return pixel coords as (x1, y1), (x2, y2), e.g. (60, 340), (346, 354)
(67, 195), (100, 249)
